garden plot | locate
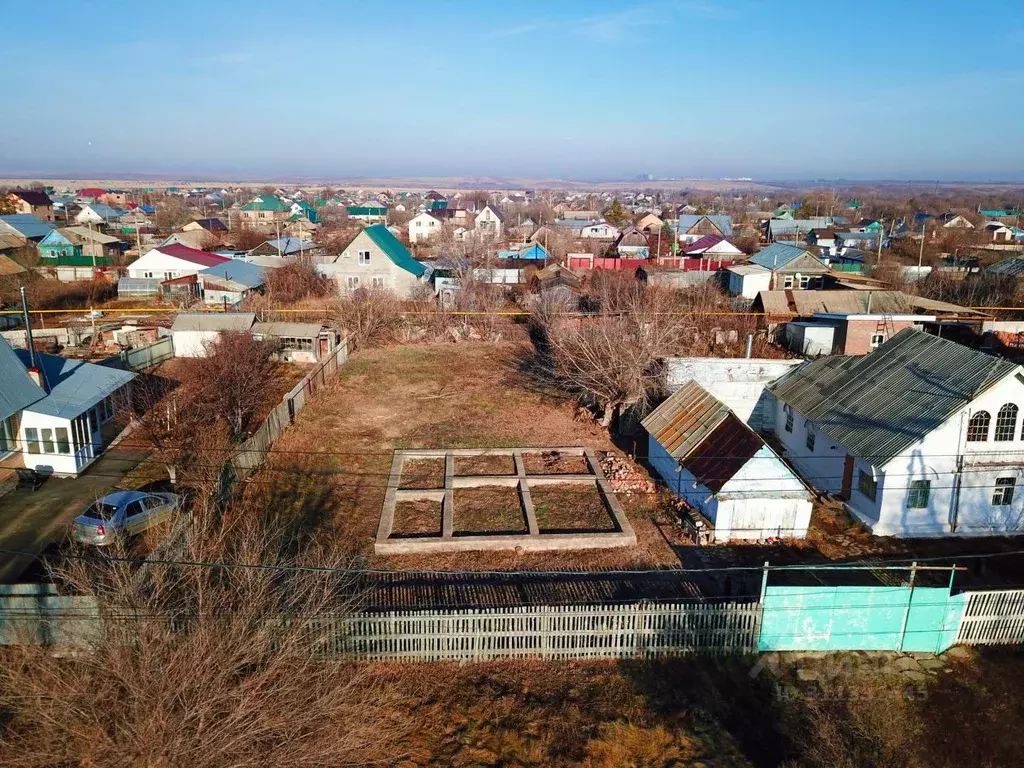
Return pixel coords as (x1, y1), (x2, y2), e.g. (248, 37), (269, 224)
(376, 448), (635, 555)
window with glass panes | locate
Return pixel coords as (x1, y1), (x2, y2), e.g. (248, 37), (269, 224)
(993, 478), (1016, 506)
(907, 479), (930, 508)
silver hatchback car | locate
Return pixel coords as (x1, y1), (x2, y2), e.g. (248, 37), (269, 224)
(72, 490), (180, 546)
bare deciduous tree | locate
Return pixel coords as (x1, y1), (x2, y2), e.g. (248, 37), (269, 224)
(0, 498), (401, 768)
(530, 276), (684, 428)
(333, 286), (404, 347)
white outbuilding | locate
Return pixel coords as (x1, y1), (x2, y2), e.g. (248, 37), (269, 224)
(643, 380), (813, 541)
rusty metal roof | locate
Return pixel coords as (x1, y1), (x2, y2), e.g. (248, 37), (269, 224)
(642, 380), (768, 492)
(767, 328), (1018, 464)
(754, 289), (983, 318)
(642, 380), (731, 460)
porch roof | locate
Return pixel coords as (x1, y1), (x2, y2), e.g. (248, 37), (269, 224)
(15, 351), (135, 418)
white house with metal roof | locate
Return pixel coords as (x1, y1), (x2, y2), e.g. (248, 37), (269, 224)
(643, 381), (812, 541)
(767, 328), (1024, 537)
(169, 312), (257, 358)
(0, 336), (135, 476)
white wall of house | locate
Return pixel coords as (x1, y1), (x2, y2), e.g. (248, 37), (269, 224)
(20, 397), (115, 476)
(772, 371), (1024, 537)
(665, 358), (802, 432)
(317, 230), (423, 298)
(408, 213), (440, 243)
(648, 437), (811, 540)
(171, 330), (221, 358)
(727, 269), (771, 299)
(127, 252), (205, 280)
(579, 223), (619, 239)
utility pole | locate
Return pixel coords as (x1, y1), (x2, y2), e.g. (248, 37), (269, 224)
(877, 219), (884, 263)
(917, 220), (926, 271)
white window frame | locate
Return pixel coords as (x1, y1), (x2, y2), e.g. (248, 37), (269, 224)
(870, 333), (885, 349)
(358, 250), (371, 265)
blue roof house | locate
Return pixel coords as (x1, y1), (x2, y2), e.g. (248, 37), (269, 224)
(497, 243), (550, 260)
(0, 335), (135, 476)
(0, 214), (56, 242)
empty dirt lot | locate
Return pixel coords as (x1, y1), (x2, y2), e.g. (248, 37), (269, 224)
(247, 342), (680, 570)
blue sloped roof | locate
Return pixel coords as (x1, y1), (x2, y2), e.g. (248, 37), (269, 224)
(750, 243), (815, 269)
(0, 214), (56, 240)
(201, 259), (265, 288)
(14, 350), (135, 418)
(0, 337), (45, 421)
(264, 237), (312, 255)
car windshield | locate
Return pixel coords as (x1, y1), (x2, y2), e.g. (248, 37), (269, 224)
(81, 501), (120, 521)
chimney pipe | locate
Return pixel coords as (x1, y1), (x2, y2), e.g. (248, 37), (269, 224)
(20, 286), (46, 392)
(20, 286), (36, 369)
(745, 333), (754, 359)
(867, 291), (873, 313)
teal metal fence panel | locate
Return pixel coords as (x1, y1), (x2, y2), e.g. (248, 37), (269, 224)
(758, 585), (964, 653)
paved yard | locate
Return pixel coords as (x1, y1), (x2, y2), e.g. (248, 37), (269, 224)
(0, 445), (149, 582)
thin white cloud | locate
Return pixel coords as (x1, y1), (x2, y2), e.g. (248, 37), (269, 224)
(487, 0), (737, 42)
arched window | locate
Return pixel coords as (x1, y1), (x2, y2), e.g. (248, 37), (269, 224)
(995, 404), (1019, 442)
(967, 411), (991, 442)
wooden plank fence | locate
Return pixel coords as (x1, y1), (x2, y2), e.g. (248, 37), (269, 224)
(335, 601), (761, 661)
(230, 336), (350, 480)
(955, 589), (1024, 646)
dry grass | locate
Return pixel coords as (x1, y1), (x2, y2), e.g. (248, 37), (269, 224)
(366, 650), (1024, 767)
(453, 486), (526, 534)
(455, 454), (516, 476)
(252, 342), (679, 571)
(523, 451), (590, 475)
(532, 483), (614, 532)
(399, 458), (445, 490)
(392, 499), (443, 537)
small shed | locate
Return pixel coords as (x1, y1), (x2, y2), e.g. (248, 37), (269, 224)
(251, 322), (338, 363)
(170, 312), (256, 358)
(726, 263), (771, 299)
(643, 381), (812, 541)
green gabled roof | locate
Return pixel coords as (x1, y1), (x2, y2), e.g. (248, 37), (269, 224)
(242, 195), (290, 212)
(314, 198), (328, 207)
(347, 205), (388, 216)
(362, 224), (425, 277)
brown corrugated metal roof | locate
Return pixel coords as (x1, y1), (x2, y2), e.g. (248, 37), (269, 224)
(754, 289), (984, 318)
(642, 380), (730, 460)
(683, 413), (766, 493)
(642, 381), (769, 492)
(0, 255), (27, 275)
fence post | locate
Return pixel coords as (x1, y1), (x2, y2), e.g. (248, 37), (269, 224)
(897, 561), (918, 652)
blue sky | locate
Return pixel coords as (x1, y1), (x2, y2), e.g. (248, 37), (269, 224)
(3, 0), (1023, 181)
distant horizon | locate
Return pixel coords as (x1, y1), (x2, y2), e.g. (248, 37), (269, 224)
(2, 171), (1023, 191)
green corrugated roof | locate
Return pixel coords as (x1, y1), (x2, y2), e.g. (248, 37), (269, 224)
(347, 205), (388, 216)
(362, 224), (425, 277)
(242, 195), (290, 212)
(40, 253), (115, 267)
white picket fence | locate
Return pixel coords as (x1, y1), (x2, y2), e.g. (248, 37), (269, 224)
(331, 601), (762, 661)
(955, 589), (1024, 646)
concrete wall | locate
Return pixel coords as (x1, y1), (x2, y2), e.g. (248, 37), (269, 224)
(665, 357), (802, 432)
(784, 323), (835, 356)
